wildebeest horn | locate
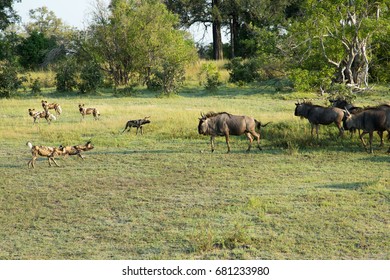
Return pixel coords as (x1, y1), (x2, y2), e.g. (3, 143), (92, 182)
(344, 107), (351, 116)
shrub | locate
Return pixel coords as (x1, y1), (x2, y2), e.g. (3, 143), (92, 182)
(55, 59), (78, 92)
(225, 57), (261, 84)
(30, 78), (42, 95)
(0, 62), (21, 98)
(78, 62), (103, 93)
(198, 63), (222, 91)
(147, 61), (185, 96)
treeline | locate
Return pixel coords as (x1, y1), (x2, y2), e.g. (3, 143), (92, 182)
(1, 0), (390, 98)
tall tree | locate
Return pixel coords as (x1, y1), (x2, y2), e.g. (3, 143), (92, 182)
(84, 0), (197, 88)
(0, 0), (20, 31)
(290, 0), (390, 88)
(164, 0), (224, 60)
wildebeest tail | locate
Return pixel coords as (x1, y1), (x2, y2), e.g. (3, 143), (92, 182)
(255, 120), (272, 130)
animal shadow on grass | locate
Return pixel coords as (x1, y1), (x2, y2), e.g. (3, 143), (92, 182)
(359, 156), (390, 163)
(317, 182), (368, 190)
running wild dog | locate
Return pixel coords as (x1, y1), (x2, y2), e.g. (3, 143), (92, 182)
(79, 104), (100, 120)
(41, 100), (62, 115)
(28, 108), (56, 124)
(26, 141), (64, 168)
(59, 141), (94, 159)
(121, 117), (151, 135)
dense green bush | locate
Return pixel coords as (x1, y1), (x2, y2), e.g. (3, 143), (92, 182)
(78, 62), (103, 93)
(198, 63), (222, 91)
(147, 61), (185, 96)
(225, 57), (261, 84)
(0, 62), (21, 98)
(55, 59), (78, 92)
(30, 78), (42, 95)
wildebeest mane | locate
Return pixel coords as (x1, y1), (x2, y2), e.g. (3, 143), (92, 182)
(204, 111), (232, 118)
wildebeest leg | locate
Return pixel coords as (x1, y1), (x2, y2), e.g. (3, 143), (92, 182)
(359, 131), (368, 151)
(369, 132), (374, 154)
(225, 134), (231, 153)
(245, 132), (253, 152)
(254, 131), (262, 150)
(336, 122), (344, 137)
(378, 131), (384, 147)
(210, 136), (215, 152)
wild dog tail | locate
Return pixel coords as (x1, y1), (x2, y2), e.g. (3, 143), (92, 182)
(56, 105), (62, 115)
(121, 123), (129, 133)
(49, 113), (57, 121)
(26, 141), (33, 150)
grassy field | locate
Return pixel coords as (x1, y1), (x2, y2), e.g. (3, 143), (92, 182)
(0, 84), (389, 260)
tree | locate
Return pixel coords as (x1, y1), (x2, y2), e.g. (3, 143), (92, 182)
(17, 30), (58, 69)
(289, 0), (390, 89)
(0, 0), (20, 31)
(164, 0), (224, 60)
(84, 0), (197, 91)
(24, 6), (64, 37)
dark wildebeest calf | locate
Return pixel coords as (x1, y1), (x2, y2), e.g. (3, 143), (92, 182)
(294, 101), (344, 139)
(122, 116), (151, 135)
(329, 97), (363, 138)
(343, 105), (390, 153)
(198, 112), (270, 153)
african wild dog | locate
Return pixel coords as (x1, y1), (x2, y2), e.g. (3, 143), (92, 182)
(121, 117), (151, 135)
(79, 104), (100, 120)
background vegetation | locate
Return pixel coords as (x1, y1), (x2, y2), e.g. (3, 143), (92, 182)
(0, 0), (389, 260)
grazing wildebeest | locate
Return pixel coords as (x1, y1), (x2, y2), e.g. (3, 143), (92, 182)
(294, 101), (344, 139)
(343, 105), (390, 153)
(197, 112), (271, 153)
(121, 117), (151, 135)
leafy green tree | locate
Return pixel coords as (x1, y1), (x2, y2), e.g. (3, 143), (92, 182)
(84, 0), (197, 93)
(164, 0), (224, 59)
(0, 61), (21, 98)
(0, 0), (20, 31)
(288, 0), (390, 89)
(55, 58), (79, 92)
(24, 6), (64, 36)
(17, 30), (58, 69)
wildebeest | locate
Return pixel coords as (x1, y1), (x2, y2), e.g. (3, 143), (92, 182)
(294, 101), (344, 139)
(197, 112), (270, 153)
(79, 104), (100, 120)
(59, 141), (94, 159)
(343, 105), (390, 153)
(329, 98), (363, 138)
(121, 117), (151, 135)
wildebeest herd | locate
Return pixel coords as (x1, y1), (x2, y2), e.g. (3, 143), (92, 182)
(26, 98), (390, 168)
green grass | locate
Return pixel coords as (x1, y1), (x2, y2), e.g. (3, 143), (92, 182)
(0, 85), (389, 260)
